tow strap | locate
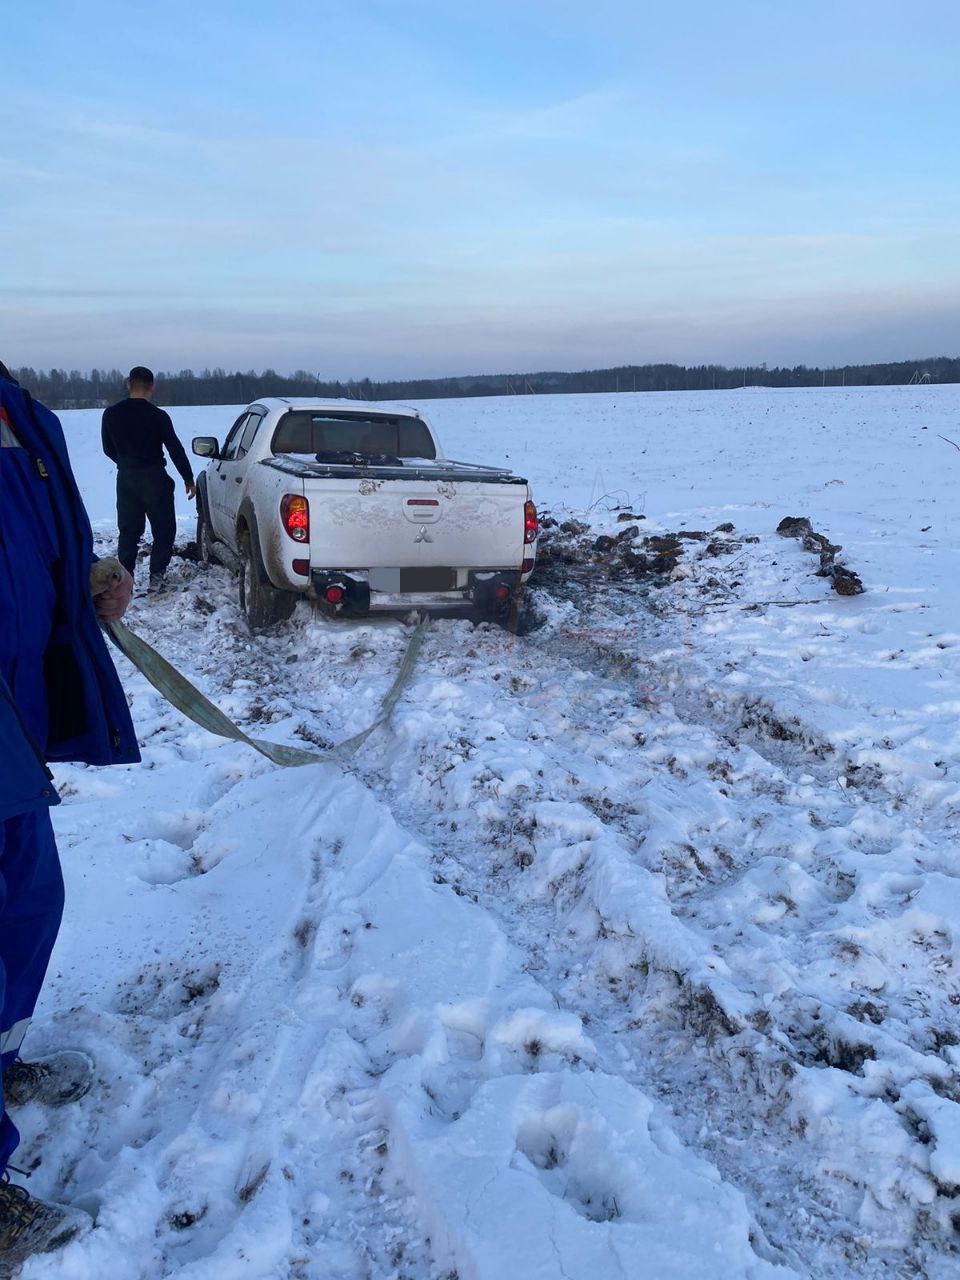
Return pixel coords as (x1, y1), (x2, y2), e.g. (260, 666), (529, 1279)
(97, 568), (427, 768)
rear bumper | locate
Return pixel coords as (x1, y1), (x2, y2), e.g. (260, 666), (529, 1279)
(309, 568), (524, 614)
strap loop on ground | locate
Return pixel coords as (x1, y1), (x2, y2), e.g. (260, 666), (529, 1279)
(106, 616), (428, 768)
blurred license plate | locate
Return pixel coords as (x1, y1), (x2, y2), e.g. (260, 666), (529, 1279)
(399, 567), (456, 592)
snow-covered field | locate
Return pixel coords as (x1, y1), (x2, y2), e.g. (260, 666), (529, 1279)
(19, 385), (960, 1279)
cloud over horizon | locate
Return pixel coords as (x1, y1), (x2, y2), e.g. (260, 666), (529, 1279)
(3, 0), (959, 376)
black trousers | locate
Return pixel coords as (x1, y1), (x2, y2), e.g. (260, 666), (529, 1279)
(116, 466), (177, 578)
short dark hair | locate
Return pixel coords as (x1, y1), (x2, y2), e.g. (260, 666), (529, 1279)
(128, 365), (155, 387)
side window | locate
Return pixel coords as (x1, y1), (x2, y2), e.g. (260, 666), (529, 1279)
(271, 413), (313, 454)
(237, 411), (264, 458)
(220, 414), (249, 461)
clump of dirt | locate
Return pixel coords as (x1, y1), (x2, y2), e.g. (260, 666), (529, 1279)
(173, 541), (201, 563)
(537, 512), (747, 596)
(679, 983), (745, 1039)
(776, 516), (865, 595)
(537, 514), (739, 587)
(847, 1000), (886, 1026)
(812, 1035), (877, 1076)
(116, 961), (221, 1016)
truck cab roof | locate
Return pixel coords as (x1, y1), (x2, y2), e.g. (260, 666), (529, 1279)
(249, 397), (425, 418)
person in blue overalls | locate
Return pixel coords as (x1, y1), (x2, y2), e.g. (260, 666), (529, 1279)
(0, 362), (139, 1267)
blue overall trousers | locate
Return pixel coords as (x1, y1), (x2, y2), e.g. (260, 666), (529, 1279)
(0, 425), (64, 1175)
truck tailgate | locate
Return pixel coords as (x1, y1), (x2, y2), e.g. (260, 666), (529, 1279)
(307, 478), (526, 570)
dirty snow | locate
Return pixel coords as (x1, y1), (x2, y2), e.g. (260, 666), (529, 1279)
(16, 385), (960, 1278)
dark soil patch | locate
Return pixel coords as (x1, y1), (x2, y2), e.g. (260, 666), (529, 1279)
(536, 515), (717, 587)
(776, 516), (864, 595)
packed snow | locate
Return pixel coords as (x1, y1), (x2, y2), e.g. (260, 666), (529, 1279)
(16, 385), (960, 1279)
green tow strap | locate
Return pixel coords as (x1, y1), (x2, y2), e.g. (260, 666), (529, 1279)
(105, 615), (428, 768)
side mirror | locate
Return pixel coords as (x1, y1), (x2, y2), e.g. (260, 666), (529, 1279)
(192, 436), (220, 459)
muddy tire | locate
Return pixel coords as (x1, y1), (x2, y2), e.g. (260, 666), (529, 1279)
(238, 526), (296, 630)
(196, 494), (220, 565)
(474, 587), (533, 635)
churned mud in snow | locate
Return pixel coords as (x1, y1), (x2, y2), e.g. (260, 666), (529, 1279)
(18, 386), (960, 1278)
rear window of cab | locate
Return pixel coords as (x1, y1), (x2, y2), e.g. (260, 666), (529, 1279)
(272, 411), (436, 460)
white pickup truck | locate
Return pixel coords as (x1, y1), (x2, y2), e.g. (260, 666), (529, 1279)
(192, 399), (538, 628)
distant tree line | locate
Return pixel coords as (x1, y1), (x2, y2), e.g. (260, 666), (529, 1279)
(9, 355), (960, 411)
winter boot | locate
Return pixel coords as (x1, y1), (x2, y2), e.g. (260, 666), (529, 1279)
(4, 1052), (95, 1108)
(0, 1178), (90, 1274)
(147, 573), (167, 594)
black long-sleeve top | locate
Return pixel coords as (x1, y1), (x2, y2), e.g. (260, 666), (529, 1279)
(101, 398), (193, 485)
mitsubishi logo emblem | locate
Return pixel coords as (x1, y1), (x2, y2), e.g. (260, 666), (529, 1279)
(414, 525), (433, 543)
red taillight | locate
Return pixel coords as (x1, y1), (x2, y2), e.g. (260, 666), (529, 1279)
(292, 558), (309, 577)
(281, 494), (309, 543)
(522, 557), (535, 574)
(325, 585), (344, 604)
(495, 585), (511, 601)
(524, 499), (538, 544)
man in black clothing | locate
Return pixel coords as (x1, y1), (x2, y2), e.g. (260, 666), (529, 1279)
(101, 366), (196, 592)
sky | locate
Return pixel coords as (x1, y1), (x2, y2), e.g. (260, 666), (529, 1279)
(2, 0), (960, 379)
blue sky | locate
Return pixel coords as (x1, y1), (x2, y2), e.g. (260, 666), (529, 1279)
(2, 0), (959, 377)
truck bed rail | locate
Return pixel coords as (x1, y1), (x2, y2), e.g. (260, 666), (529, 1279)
(263, 455), (527, 484)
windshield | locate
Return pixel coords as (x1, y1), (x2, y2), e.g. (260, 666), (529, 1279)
(272, 411), (436, 461)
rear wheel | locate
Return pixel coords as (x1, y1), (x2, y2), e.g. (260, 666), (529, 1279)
(473, 585), (527, 633)
(238, 526), (297, 630)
